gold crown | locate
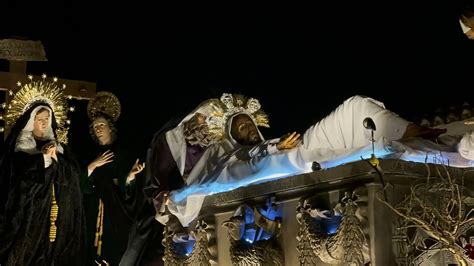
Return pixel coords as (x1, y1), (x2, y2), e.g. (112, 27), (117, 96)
(207, 93), (269, 142)
(87, 91), (121, 122)
(0, 74), (73, 143)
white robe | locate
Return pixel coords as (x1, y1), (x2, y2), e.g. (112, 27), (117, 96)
(166, 96), (474, 226)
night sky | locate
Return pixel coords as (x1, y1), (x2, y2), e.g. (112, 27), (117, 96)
(2, 1), (473, 160)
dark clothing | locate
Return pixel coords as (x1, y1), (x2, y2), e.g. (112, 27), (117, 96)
(184, 144), (205, 177)
(83, 141), (136, 265)
(0, 103), (86, 266)
(121, 118), (187, 266)
(146, 131), (185, 196)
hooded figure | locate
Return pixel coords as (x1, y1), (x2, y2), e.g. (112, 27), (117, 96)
(0, 102), (86, 266)
(120, 98), (219, 266)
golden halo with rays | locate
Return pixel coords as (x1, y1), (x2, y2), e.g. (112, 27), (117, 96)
(1, 74), (72, 143)
(87, 91), (121, 122)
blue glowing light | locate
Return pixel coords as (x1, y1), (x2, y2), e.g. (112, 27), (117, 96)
(244, 228), (257, 243)
(327, 224), (339, 234)
(318, 214), (343, 235)
(172, 239), (196, 257)
(257, 205), (281, 221)
(170, 152), (307, 203)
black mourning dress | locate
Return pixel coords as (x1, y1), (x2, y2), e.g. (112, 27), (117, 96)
(0, 103), (86, 266)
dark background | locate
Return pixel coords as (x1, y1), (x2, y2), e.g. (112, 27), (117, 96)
(1, 1), (473, 161)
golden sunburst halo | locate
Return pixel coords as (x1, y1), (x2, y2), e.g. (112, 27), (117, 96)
(1, 75), (72, 143)
(87, 91), (121, 122)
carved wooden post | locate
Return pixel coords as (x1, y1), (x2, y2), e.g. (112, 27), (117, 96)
(366, 182), (396, 265)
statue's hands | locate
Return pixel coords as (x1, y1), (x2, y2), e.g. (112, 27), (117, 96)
(88, 150), (114, 173)
(43, 143), (58, 162)
(153, 191), (170, 214)
(127, 159), (145, 183)
(277, 131), (301, 150)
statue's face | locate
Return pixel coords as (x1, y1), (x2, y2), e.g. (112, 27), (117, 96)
(230, 114), (261, 146)
(92, 117), (112, 145)
(33, 108), (50, 138)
